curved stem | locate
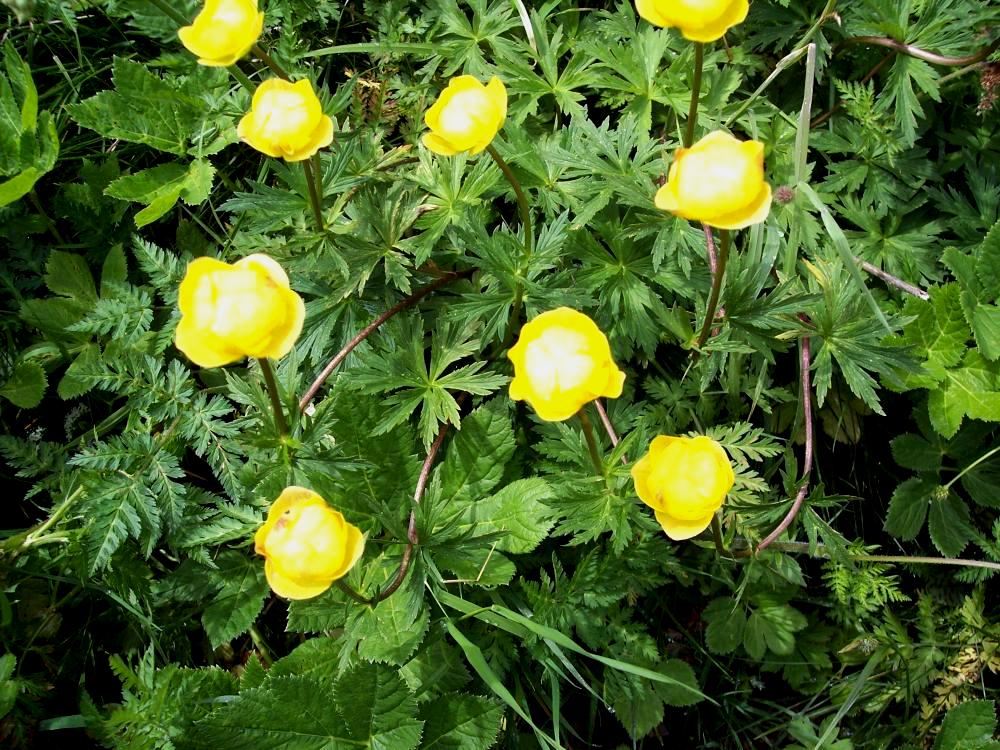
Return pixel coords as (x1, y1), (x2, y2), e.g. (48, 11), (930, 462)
(730, 540), (1000, 572)
(298, 272), (470, 412)
(835, 35), (999, 68)
(594, 399), (627, 465)
(694, 229), (730, 350)
(257, 358), (289, 439)
(578, 409), (605, 477)
(946, 444), (1000, 490)
(301, 158), (325, 231)
(684, 42), (704, 148)
(756, 318), (813, 552)
(485, 144), (533, 341)
(485, 144), (532, 258)
(251, 44), (290, 80)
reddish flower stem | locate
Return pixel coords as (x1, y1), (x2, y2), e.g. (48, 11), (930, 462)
(298, 272), (469, 413)
(594, 399), (627, 465)
(756, 316), (813, 552)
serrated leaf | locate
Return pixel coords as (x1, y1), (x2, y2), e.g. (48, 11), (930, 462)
(201, 553), (269, 649)
(58, 343), (101, 400)
(928, 351), (1000, 438)
(933, 699), (997, 750)
(334, 662), (423, 750)
(105, 160), (215, 227)
(927, 493), (972, 557)
(191, 673), (421, 750)
(972, 305), (1000, 361)
(399, 634), (472, 703)
(656, 659), (702, 707)
(436, 399), (515, 506)
(271, 637), (345, 684)
(45, 250), (97, 301)
(420, 693), (503, 750)
(450, 478), (555, 554)
(702, 597), (746, 655)
(0, 360), (46, 408)
(885, 478), (935, 540)
(891, 433), (941, 472)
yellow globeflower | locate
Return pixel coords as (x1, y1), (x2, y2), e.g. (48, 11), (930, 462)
(635, 0), (748, 42)
(178, 0), (264, 67)
(237, 79), (334, 162)
(254, 487), (365, 600)
(174, 254), (305, 368)
(631, 435), (735, 541)
(422, 75), (507, 156)
(655, 130), (771, 230)
(508, 308), (626, 422)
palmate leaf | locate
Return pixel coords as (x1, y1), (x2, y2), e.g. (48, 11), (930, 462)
(349, 317), (507, 448)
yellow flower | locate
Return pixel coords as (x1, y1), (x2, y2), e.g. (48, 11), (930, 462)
(631, 435), (735, 541)
(635, 0), (748, 42)
(421, 75), (507, 156)
(177, 0), (264, 67)
(254, 487), (365, 600)
(237, 79), (334, 162)
(174, 253), (305, 368)
(655, 130), (771, 230)
(508, 308), (626, 422)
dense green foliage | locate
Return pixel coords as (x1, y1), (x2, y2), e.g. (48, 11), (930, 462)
(2, 0), (1000, 747)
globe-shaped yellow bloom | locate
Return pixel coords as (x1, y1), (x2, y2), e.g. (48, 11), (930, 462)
(635, 0), (748, 42)
(174, 253), (305, 368)
(655, 130), (771, 230)
(422, 75), (507, 156)
(237, 79), (334, 162)
(508, 308), (626, 422)
(254, 487), (365, 600)
(631, 435), (735, 540)
(177, 0), (264, 67)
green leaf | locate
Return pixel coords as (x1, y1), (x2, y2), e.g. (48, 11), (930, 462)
(399, 634), (472, 703)
(45, 250), (97, 302)
(933, 700), (997, 750)
(346, 556), (429, 665)
(702, 597), (747, 655)
(900, 284), (969, 380)
(435, 399), (515, 507)
(450, 478), (556, 554)
(201, 552), (269, 649)
(191, 672), (422, 750)
(68, 58), (232, 157)
(335, 662), (423, 750)
(656, 659), (703, 707)
(419, 693), (502, 750)
(0, 653), (17, 719)
(0, 360), (46, 408)
(975, 217), (1000, 297)
(972, 305), (1000, 361)
(885, 478), (935, 540)
(891, 433), (942, 472)
(927, 493), (973, 557)
(105, 160), (216, 227)
(58, 343), (102, 400)
(271, 638), (344, 684)
(928, 351), (1000, 438)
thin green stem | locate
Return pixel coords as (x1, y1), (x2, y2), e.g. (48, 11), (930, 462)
(257, 358), (289, 439)
(578, 409), (605, 477)
(301, 158), (325, 231)
(711, 514), (729, 558)
(146, 0), (188, 26)
(252, 44), (290, 80)
(695, 229), (731, 349)
(684, 42), (704, 148)
(29, 190), (65, 245)
(485, 144), (532, 258)
(730, 540), (1000, 572)
(227, 65), (256, 94)
(486, 143), (533, 342)
(946, 445), (1000, 490)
